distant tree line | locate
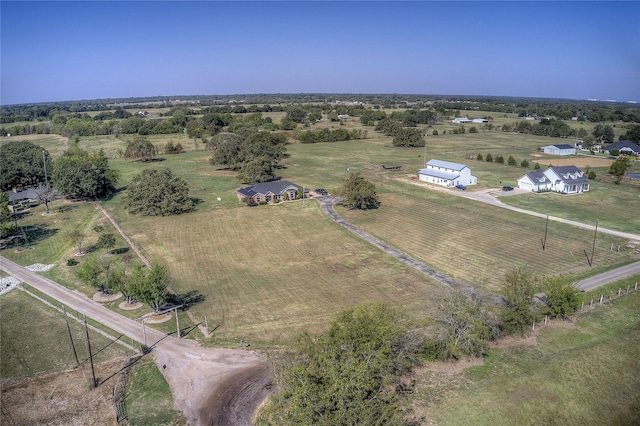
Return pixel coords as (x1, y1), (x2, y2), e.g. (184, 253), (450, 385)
(295, 127), (368, 143)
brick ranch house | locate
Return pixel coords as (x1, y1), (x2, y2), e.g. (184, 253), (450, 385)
(236, 180), (302, 204)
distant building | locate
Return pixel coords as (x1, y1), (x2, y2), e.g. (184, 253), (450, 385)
(542, 144), (576, 156)
(472, 118), (488, 123)
(603, 140), (640, 156)
(451, 117), (472, 124)
(418, 159), (477, 188)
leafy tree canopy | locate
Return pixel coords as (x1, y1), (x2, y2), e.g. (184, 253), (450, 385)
(392, 127), (424, 147)
(126, 168), (193, 216)
(340, 172), (380, 210)
(128, 264), (172, 312)
(0, 141), (51, 191)
(500, 268), (541, 336)
(124, 135), (157, 162)
(261, 303), (412, 425)
(0, 192), (14, 238)
(609, 156), (631, 184)
(51, 148), (118, 200)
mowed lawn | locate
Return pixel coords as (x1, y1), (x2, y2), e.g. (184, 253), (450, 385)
(104, 198), (447, 346)
(338, 181), (638, 293)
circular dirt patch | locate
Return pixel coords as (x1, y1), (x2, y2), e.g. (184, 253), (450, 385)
(93, 292), (122, 302)
(118, 301), (143, 310)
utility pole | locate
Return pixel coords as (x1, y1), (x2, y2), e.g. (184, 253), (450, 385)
(175, 308), (181, 339)
(83, 314), (96, 387)
(63, 306), (80, 366)
(42, 150), (49, 186)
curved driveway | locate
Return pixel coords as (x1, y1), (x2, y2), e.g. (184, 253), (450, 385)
(316, 196), (463, 289)
(0, 255), (270, 426)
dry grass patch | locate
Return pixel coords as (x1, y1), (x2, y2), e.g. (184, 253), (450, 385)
(104, 199), (446, 346)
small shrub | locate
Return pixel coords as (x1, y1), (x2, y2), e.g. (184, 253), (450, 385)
(486, 153), (493, 162)
(508, 156), (517, 166)
(496, 155), (505, 164)
(476, 153), (483, 161)
(534, 163), (541, 170)
(66, 258), (79, 267)
(432, 129), (438, 136)
(521, 159), (530, 168)
(588, 170), (596, 180)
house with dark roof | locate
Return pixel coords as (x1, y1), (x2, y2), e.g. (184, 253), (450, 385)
(516, 170), (553, 192)
(418, 159), (477, 188)
(603, 140), (640, 156)
(236, 180), (302, 204)
(517, 165), (589, 194)
(542, 144), (576, 156)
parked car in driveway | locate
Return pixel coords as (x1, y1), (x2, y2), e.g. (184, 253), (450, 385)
(502, 185), (514, 191)
(455, 184), (466, 190)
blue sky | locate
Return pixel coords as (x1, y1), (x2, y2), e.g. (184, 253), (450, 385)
(1, 1), (639, 105)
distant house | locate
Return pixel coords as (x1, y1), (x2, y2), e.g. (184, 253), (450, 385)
(603, 140), (640, 156)
(517, 165), (589, 194)
(472, 118), (489, 123)
(418, 159), (478, 188)
(236, 180), (302, 204)
(542, 144), (576, 156)
(451, 117), (472, 124)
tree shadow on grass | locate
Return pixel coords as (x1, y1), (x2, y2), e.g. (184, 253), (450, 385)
(22, 223), (58, 245)
(173, 290), (206, 310)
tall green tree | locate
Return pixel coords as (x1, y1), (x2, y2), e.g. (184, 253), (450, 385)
(126, 169), (193, 216)
(392, 128), (424, 147)
(0, 141), (51, 191)
(128, 264), (171, 312)
(500, 268), (541, 336)
(124, 135), (157, 162)
(609, 156), (631, 184)
(544, 276), (580, 319)
(261, 303), (411, 425)
(51, 149), (119, 199)
(340, 172), (380, 210)
(0, 192), (15, 238)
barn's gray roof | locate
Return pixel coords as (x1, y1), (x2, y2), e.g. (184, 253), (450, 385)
(418, 168), (460, 181)
(426, 159), (469, 171)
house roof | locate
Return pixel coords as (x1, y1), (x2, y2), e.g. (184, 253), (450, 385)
(606, 140), (640, 153)
(551, 144), (575, 150)
(5, 187), (40, 202)
(426, 159), (469, 171)
(418, 168), (460, 181)
(548, 165), (589, 185)
(237, 180), (301, 197)
(520, 170), (551, 184)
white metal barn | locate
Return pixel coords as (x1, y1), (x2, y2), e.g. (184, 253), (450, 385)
(542, 144), (576, 155)
(418, 159), (478, 187)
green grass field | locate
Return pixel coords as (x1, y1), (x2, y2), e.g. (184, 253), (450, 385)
(0, 288), (128, 379)
(126, 358), (185, 426)
(2, 123), (639, 347)
(411, 284), (640, 426)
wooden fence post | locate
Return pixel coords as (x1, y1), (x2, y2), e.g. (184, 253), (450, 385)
(618, 288), (621, 297)
(590, 298), (593, 307)
(599, 295), (603, 304)
(532, 321), (535, 331)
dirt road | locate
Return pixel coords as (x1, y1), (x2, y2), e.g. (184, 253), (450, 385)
(0, 255), (273, 426)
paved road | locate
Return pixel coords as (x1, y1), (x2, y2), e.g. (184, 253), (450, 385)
(436, 186), (640, 242)
(575, 260), (640, 291)
(0, 255), (270, 426)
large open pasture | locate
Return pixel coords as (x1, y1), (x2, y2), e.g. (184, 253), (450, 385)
(3, 119), (639, 346)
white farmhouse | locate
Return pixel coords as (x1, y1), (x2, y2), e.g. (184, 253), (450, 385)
(451, 117), (472, 124)
(418, 159), (478, 187)
(541, 144), (576, 156)
(517, 165), (589, 194)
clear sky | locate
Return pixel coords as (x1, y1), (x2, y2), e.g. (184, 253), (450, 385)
(1, 1), (639, 105)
